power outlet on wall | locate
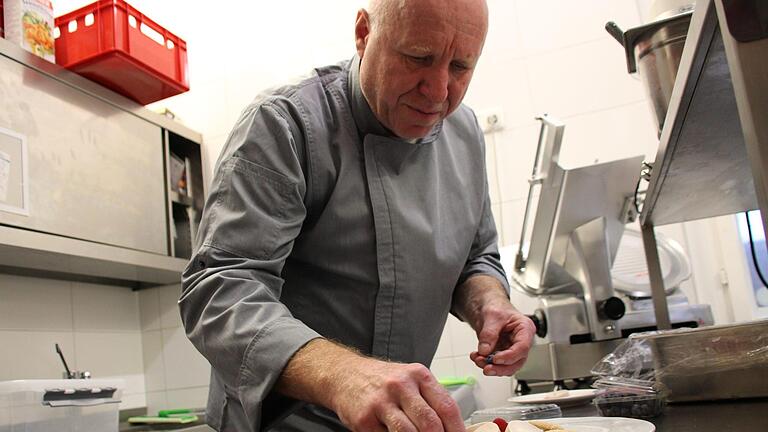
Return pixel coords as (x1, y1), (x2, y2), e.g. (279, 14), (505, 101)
(478, 108), (504, 133)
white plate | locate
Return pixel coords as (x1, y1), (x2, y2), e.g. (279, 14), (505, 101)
(542, 417), (655, 432)
(507, 389), (600, 407)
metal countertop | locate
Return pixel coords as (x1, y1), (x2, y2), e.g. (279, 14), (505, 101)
(562, 397), (768, 431)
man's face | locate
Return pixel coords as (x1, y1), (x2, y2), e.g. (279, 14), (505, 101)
(356, 0), (488, 139)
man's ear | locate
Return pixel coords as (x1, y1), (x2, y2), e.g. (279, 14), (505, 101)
(355, 9), (371, 58)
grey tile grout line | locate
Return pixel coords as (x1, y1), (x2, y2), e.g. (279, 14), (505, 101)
(157, 288), (170, 395)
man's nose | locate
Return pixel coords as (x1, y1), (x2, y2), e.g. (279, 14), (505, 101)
(418, 65), (449, 104)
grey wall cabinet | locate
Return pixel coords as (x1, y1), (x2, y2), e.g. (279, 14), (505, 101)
(0, 38), (204, 288)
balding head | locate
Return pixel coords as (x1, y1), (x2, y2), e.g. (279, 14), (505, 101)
(354, 0), (489, 138)
(367, 0), (488, 34)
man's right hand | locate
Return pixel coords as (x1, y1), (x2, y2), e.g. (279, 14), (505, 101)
(276, 339), (466, 432)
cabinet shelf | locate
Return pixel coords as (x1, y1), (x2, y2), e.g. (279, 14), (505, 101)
(170, 190), (195, 207)
(641, 0), (768, 227)
(0, 225), (187, 288)
(639, 0), (768, 330)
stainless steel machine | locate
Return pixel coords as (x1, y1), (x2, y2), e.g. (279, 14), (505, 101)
(509, 115), (713, 390)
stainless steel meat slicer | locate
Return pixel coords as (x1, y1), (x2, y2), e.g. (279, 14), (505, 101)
(508, 115), (713, 391)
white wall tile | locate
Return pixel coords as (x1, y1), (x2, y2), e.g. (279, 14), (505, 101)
(165, 386), (209, 411)
(491, 203), (503, 243)
(0, 274), (72, 331)
(73, 332), (144, 382)
(465, 58), (536, 130)
(150, 82), (233, 141)
(138, 288), (162, 332)
(558, 102), (657, 170)
(429, 358), (456, 380)
(120, 393), (148, 411)
(434, 324), (454, 360)
(500, 199), (528, 249)
(0, 331), (75, 380)
(484, 133), (501, 206)
(72, 282), (140, 332)
(654, 223), (698, 303)
(145, 391), (169, 415)
(681, 219), (739, 325)
(448, 315), (478, 358)
(526, 38), (645, 119)
(142, 330), (166, 392)
(161, 327), (210, 390)
(485, 0), (524, 59)
(453, 356), (514, 409)
(514, 0), (642, 56)
(494, 122), (543, 203)
(158, 284), (183, 329)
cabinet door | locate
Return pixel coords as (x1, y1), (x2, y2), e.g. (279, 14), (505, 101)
(0, 55), (168, 255)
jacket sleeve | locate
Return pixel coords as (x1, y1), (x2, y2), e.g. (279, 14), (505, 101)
(457, 188), (511, 296)
(179, 100), (321, 424)
(456, 116), (510, 296)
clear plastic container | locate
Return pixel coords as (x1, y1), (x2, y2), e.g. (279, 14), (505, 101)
(594, 392), (665, 418)
(0, 379), (123, 432)
(469, 404), (561, 424)
(592, 377), (665, 418)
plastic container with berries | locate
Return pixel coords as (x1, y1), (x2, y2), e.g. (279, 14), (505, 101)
(592, 376), (665, 418)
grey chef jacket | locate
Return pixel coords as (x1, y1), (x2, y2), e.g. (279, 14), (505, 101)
(179, 56), (509, 432)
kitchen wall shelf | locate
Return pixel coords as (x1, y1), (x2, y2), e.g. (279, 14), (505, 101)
(0, 36), (204, 288)
(165, 131), (204, 260)
(639, 0), (768, 328)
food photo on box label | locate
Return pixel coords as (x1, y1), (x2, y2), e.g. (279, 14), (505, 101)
(3, 0), (54, 61)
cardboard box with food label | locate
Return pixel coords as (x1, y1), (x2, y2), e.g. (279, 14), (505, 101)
(3, 0), (55, 62)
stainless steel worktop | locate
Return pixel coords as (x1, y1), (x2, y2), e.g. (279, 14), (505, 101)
(563, 397), (768, 431)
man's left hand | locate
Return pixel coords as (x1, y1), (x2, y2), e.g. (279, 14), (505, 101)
(468, 298), (535, 376)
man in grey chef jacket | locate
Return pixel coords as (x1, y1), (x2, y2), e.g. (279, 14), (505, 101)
(180, 0), (536, 430)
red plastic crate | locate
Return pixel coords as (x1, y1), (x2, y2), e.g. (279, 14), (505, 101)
(54, 0), (188, 105)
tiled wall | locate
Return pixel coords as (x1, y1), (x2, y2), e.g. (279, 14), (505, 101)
(137, 284), (210, 414)
(463, 0), (655, 248)
(0, 273), (146, 409)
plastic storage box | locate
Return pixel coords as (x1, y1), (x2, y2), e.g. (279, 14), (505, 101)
(593, 392), (664, 418)
(0, 379), (123, 432)
(53, 0), (189, 105)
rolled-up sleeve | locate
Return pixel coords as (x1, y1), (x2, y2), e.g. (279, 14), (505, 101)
(179, 100), (321, 421)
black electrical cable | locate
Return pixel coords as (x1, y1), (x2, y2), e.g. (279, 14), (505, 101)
(633, 176), (642, 213)
(633, 162), (652, 214)
(744, 211), (768, 290)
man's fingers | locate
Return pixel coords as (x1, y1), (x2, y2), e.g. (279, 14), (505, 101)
(477, 317), (505, 356)
(417, 373), (466, 432)
(400, 393), (444, 432)
(487, 341), (529, 366)
(379, 408), (419, 432)
(482, 357), (527, 376)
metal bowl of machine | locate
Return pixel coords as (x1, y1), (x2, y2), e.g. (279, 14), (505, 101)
(611, 228), (690, 300)
(606, 1), (695, 133)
